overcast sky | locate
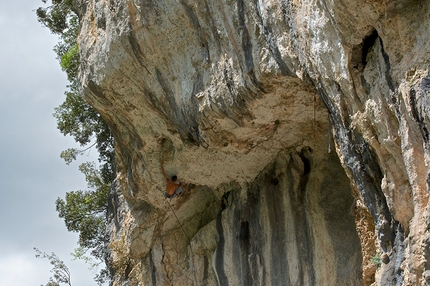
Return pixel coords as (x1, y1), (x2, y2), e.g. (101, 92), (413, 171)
(0, 1), (98, 285)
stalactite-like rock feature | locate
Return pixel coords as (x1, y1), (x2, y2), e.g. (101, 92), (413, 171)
(77, 0), (430, 285)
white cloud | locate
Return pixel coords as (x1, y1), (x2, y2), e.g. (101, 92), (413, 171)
(0, 253), (51, 286)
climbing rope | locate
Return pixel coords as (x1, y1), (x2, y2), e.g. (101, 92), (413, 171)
(165, 198), (191, 242)
(157, 186), (198, 285)
(313, 93), (317, 140)
(327, 112), (332, 154)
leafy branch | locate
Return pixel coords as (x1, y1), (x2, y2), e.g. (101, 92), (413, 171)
(34, 248), (72, 286)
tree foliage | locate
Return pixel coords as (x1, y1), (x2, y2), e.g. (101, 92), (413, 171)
(37, 0), (79, 85)
(34, 248), (72, 286)
(56, 162), (109, 260)
(36, 1), (114, 284)
(36, 0), (73, 34)
(54, 90), (115, 183)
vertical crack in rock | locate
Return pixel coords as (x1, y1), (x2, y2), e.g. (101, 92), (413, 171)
(286, 149), (315, 285)
(251, 0), (293, 76)
(265, 164), (290, 285)
(238, 220), (250, 262)
(294, 148), (315, 285)
(378, 36), (395, 93)
(203, 255), (209, 283)
(127, 33), (151, 75)
(215, 212), (229, 286)
(409, 88), (430, 144)
(237, 0), (259, 89)
(237, 0), (252, 73)
(148, 249), (157, 286)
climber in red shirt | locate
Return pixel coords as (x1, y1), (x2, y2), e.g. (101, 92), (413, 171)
(160, 160), (183, 198)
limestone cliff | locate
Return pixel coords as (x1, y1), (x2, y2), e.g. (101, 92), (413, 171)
(76, 0), (430, 285)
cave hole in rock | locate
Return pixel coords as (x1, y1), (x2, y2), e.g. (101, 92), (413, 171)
(299, 146), (312, 175)
(270, 177), (279, 185)
(351, 29), (379, 71)
(187, 131), (199, 145)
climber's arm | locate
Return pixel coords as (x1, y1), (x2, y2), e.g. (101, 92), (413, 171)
(160, 160), (169, 182)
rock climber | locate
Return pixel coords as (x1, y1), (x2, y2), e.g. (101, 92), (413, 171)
(160, 160), (183, 198)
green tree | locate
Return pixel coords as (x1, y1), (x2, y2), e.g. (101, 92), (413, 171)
(54, 91), (115, 183)
(37, 1), (114, 284)
(36, 0), (80, 85)
(34, 248), (72, 286)
(56, 162), (109, 260)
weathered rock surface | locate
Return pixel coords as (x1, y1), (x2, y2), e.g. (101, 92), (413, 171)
(76, 0), (430, 285)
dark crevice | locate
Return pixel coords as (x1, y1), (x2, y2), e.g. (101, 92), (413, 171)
(239, 222), (252, 286)
(186, 131), (199, 146)
(215, 213), (229, 286)
(239, 221), (250, 242)
(97, 15), (106, 30)
(409, 88), (430, 144)
(232, 205), (252, 286)
(351, 29), (379, 71)
(237, 0), (263, 92)
(107, 182), (121, 236)
(237, 0), (254, 73)
(361, 30), (379, 68)
(124, 260), (132, 280)
(127, 33), (151, 75)
(191, 72), (204, 97)
(221, 191), (232, 211)
(203, 255), (209, 282)
(379, 37), (396, 92)
(149, 249), (157, 286)
(270, 177), (279, 185)
(299, 149), (311, 175)
(297, 147), (312, 205)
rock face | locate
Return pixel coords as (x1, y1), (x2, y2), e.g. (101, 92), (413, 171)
(77, 0), (430, 285)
